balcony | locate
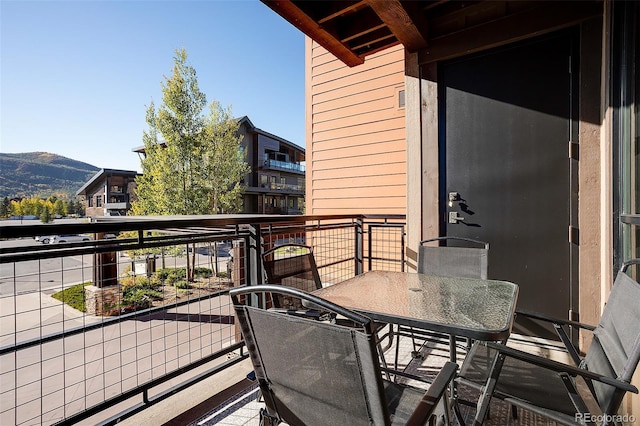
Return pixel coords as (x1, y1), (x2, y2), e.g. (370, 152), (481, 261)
(0, 214), (405, 425)
(104, 201), (130, 210)
(256, 182), (305, 195)
(263, 159), (305, 174)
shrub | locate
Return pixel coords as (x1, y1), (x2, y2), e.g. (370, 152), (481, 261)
(194, 267), (213, 278)
(120, 275), (151, 289)
(157, 268), (187, 284)
(123, 287), (163, 309)
(173, 280), (190, 289)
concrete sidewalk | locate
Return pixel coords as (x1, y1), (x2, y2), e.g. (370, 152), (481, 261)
(1, 292), (238, 426)
(0, 290), (101, 347)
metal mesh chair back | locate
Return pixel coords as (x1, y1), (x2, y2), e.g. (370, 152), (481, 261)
(584, 266), (640, 412)
(235, 306), (389, 425)
(418, 237), (488, 279)
(231, 285), (457, 426)
(263, 244), (323, 309)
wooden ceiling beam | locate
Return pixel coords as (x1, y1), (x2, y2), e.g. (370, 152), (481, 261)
(364, 0), (429, 52)
(261, 0), (365, 66)
(316, 1), (367, 24)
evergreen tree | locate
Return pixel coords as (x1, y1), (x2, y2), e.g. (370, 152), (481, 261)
(0, 197), (10, 218)
(40, 205), (52, 223)
(53, 199), (66, 217)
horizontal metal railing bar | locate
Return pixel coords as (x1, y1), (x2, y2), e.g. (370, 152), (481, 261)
(367, 256), (405, 264)
(315, 257), (353, 273)
(54, 342), (248, 426)
(0, 214), (383, 239)
(0, 289), (232, 355)
(367, 223), (406, 228)
(0, 230), (251, 264)
(263, 219), (358, 230)
(1, 214), (405, 240)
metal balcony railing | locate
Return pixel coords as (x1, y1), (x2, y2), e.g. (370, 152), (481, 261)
(259, 182), (305, 192)
(0, 214), (405, 425)
(263, 159), (305, 174)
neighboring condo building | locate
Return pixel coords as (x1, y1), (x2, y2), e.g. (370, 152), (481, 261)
(237, 116), (305, 215)
(76, 169), (139, 217)
(132, 116), (306, 215)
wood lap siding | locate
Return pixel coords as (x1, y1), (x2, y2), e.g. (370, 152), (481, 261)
(308, 41), (406, 215)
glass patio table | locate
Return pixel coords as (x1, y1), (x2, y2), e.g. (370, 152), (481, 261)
(312, 270), (519, 344)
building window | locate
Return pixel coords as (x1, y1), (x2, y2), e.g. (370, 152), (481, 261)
(260, 174), (268, 186)
(96, 196), (103, 207)
(398, 89), (405, 108)
(88, 197), (93, 208)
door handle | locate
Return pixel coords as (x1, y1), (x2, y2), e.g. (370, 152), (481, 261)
(448, 211), (465, 224)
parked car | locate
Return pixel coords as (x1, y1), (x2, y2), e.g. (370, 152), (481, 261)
(34, 235), (54, 244)
(35, 234), (93, 244)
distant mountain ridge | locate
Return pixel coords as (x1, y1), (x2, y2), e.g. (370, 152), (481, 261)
(0, 152), (100, 199)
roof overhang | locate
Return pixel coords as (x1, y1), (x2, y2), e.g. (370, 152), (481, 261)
(262, 0), (603, 67)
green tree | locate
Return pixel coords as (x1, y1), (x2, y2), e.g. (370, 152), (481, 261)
(0, 197), (10, 218)
(68, 199), (84, 216)
(201, 101), (250, 213)
(53, 199), (67, 217)
(40, 205), (52, 223)
(133, 48), (250, 279)
(19, 198), (38, 216)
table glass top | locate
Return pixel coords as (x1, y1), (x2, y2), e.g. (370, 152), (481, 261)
(313, 271), (518, 338)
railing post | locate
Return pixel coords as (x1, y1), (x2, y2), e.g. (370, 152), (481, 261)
(401, 223), (406, 272)
(355, 217), (364, 276)
(247, 223), (263, 287)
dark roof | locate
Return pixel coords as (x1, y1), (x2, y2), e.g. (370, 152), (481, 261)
(76, 168), (140, 196)
(132, 116), (304, 155)
(238, 116), (304, 153)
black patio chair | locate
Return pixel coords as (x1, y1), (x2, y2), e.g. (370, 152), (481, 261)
(456, 259), (640, 425)
(230, 284), (458, 426)
(396, 237), (489, 363)
(262, 243), (323, 311)
(417, 237), (489, 279)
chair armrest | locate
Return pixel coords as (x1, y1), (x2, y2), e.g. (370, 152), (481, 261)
(406, 362), (457, 426)
(515, 310), (596, 331)
(484, 342), (638, 393)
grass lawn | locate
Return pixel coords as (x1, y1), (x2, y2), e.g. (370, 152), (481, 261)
(51, 283), (89, 312)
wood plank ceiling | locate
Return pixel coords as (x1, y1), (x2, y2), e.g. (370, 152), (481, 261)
(261, 0), (603, 67)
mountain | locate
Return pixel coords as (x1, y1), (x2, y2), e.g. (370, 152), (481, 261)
(0, 152), (100, 199)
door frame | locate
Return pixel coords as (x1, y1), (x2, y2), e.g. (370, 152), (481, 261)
(437, 31), (580, 336)
(405, 28), (606, 332)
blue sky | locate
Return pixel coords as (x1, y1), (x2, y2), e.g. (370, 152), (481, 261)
(1, 0), (305, 172)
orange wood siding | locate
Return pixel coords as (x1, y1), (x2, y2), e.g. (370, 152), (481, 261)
(306, 39), (406, 215)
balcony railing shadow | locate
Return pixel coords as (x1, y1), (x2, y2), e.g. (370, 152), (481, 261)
(0, 214), (405, 425)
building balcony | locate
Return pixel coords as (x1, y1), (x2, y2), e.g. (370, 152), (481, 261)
(246, 183), (305, 196)
(261, 182), (305, 193)
(263, 159), (305, 174)
(104, 201), (130, 210)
